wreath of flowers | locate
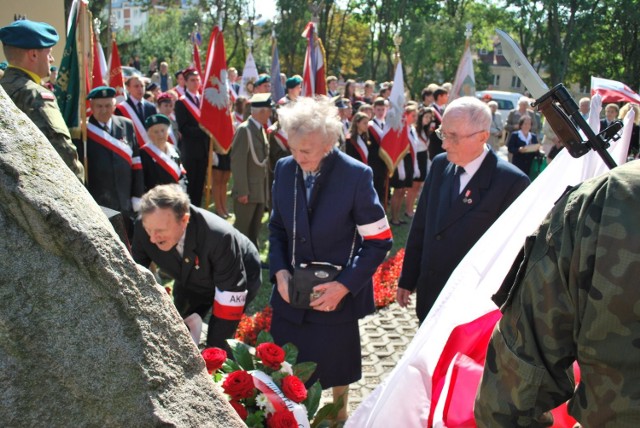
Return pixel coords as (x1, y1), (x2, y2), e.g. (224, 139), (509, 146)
(203, 331), (342, 428)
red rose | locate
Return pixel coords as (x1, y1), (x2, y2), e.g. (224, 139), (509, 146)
(256, 343), (285, 370)
(267, 409), (298, 428)
(281, 375), (307, 403)
(201, 347), (227, 374)
(229, 400), (248, 420)
(222, 370), (256, 400)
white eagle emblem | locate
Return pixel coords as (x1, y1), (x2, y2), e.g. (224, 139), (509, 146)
(204, 69), (229, 110)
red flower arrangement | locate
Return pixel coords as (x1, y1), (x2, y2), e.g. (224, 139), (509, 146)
(202, 347), (227, 374)
(205, 332), (342, 428)
(234, 251), (406, 346)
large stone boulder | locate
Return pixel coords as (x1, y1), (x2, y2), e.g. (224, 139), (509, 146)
(0, 86), (244, 427)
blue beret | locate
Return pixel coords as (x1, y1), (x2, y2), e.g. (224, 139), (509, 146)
(255, 75), (271, 87)
(145, 114), (171, 129)
(87, 86), (116, 99)
(286, 76), (302, 89)
(0, 20), (59, 49)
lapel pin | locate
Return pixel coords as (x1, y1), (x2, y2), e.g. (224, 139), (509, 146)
(194, 255), (200, 270)
(463, 190), (473, 204)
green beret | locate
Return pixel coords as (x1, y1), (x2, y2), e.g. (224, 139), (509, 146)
(0, 61), (7, 71)
(249, 92), (273, 108)
(145, 114), (171, 129)
(87, 86), (116, 100)
(255, 75), (271, 87)
(0, 20), (59, 49)
(286, 76), (302, 89)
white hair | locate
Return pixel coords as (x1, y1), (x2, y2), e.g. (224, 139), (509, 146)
(443, 96), (492, 131)
(277, 96), (342, 146)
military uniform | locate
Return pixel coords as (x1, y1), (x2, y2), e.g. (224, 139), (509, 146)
(1, 67), (84, 182)
(230, 117), (269, 248)
(476, 161), (640, 427)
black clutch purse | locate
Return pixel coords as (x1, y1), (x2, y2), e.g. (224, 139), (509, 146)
(289, 262), (344, 310)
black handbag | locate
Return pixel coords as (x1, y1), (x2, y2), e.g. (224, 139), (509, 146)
(287, 166), (356, 310)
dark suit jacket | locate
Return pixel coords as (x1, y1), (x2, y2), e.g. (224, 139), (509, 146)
(174, 92), (209, 160)
(116, 97), (157, 123)
(76, 115), (144, 215)
(398, 149), (530, 322)
(132, 206), (261, 345)
(269, 150), (393, 325)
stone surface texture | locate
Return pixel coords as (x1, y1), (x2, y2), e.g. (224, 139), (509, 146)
(0, 87), (244, 427)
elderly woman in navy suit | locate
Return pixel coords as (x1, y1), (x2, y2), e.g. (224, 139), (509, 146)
(269, 97), (392, 424)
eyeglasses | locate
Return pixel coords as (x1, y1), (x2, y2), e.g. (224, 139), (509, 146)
(435, 129), (484, 142)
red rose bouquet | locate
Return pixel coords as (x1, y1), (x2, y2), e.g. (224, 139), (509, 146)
(204, 331), (343, 428)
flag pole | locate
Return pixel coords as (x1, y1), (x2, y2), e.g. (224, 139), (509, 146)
(79, 3), (90, 184)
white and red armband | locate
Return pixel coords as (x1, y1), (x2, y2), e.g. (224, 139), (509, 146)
(357, 217), (392, 241)
(212, 288), (248, 320)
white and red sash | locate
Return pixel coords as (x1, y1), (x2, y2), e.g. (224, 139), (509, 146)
(179, 94), (201, 122)
(234, 112), (244, 129)
(368, 121), (387, 144)
(168, 126), (177, 146)
(272, 128), (289, 152)
(141, 143), (183, 182)
(87, 122), (141, 170)
(174, 85), (185, 96)
(116, 101), (151, 146)
(352, 134), (369, 163)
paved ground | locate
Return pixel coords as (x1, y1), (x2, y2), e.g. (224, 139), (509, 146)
(320, 300), (419, 413)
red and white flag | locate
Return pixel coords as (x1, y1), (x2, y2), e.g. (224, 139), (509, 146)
(301, 22), (326, 97)
(200, 26), (234, 154)
(91, 31), (106, 88)
(108, 38), (126, 102)
(378, 61), (409, 173)
(449, 45), (476, 102)
(591, 76), (640, 104)
(347, 100), (634, 428)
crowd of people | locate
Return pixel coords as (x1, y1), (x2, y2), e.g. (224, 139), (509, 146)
(5, 17), (640, 427)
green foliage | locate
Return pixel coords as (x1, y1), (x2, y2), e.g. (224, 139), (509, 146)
(303, 381), (323, 419)
(229, 339), (255, 370)
(282, 342), (299, 365)
(293, 361), (317, 384)
(222, 359), (241, 373)
(256, 330), (274, 345)
(310, 394), (344, 428)
(245, 410), (265, 428)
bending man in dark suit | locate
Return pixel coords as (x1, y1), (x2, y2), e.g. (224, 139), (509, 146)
(397, 96), (530, 324)
(132, 184), (261, 350)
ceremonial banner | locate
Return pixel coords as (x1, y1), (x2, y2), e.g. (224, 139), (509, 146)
(55, 0), (91, 130)
(591, 76), (640, 104)
(301, 22), (326, 97)
(449, 45), (476, 102)
(201, 27), (234, 154)
(378, 61), (409, 173)
(270, 40), (285, 102)
(239, 52), (259, 98)
(348, 100), (634, 428)
(108, 38), (126, 102)
(91, 30), (106, 88)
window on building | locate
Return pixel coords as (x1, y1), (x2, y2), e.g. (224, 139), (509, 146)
(511, 76), (521, 88)
(496, 46), (503, 56)
(493, 75), (500, 87)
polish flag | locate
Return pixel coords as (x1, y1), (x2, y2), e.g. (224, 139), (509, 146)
(591, 76), (640, 104)
(200, 27), (234, 154)
(347, 98), (634, 428)
(91, 31), (106, 88)
(378, 61), (409, 173)
(108, 39), (126, 102)
(301, 22), (326, 97)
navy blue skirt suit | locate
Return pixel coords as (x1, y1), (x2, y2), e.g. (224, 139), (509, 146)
(269, 149), (392, 388)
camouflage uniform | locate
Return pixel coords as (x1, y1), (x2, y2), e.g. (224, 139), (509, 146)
(1, 67), (84, 182)
(475, 160), (640, 427)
